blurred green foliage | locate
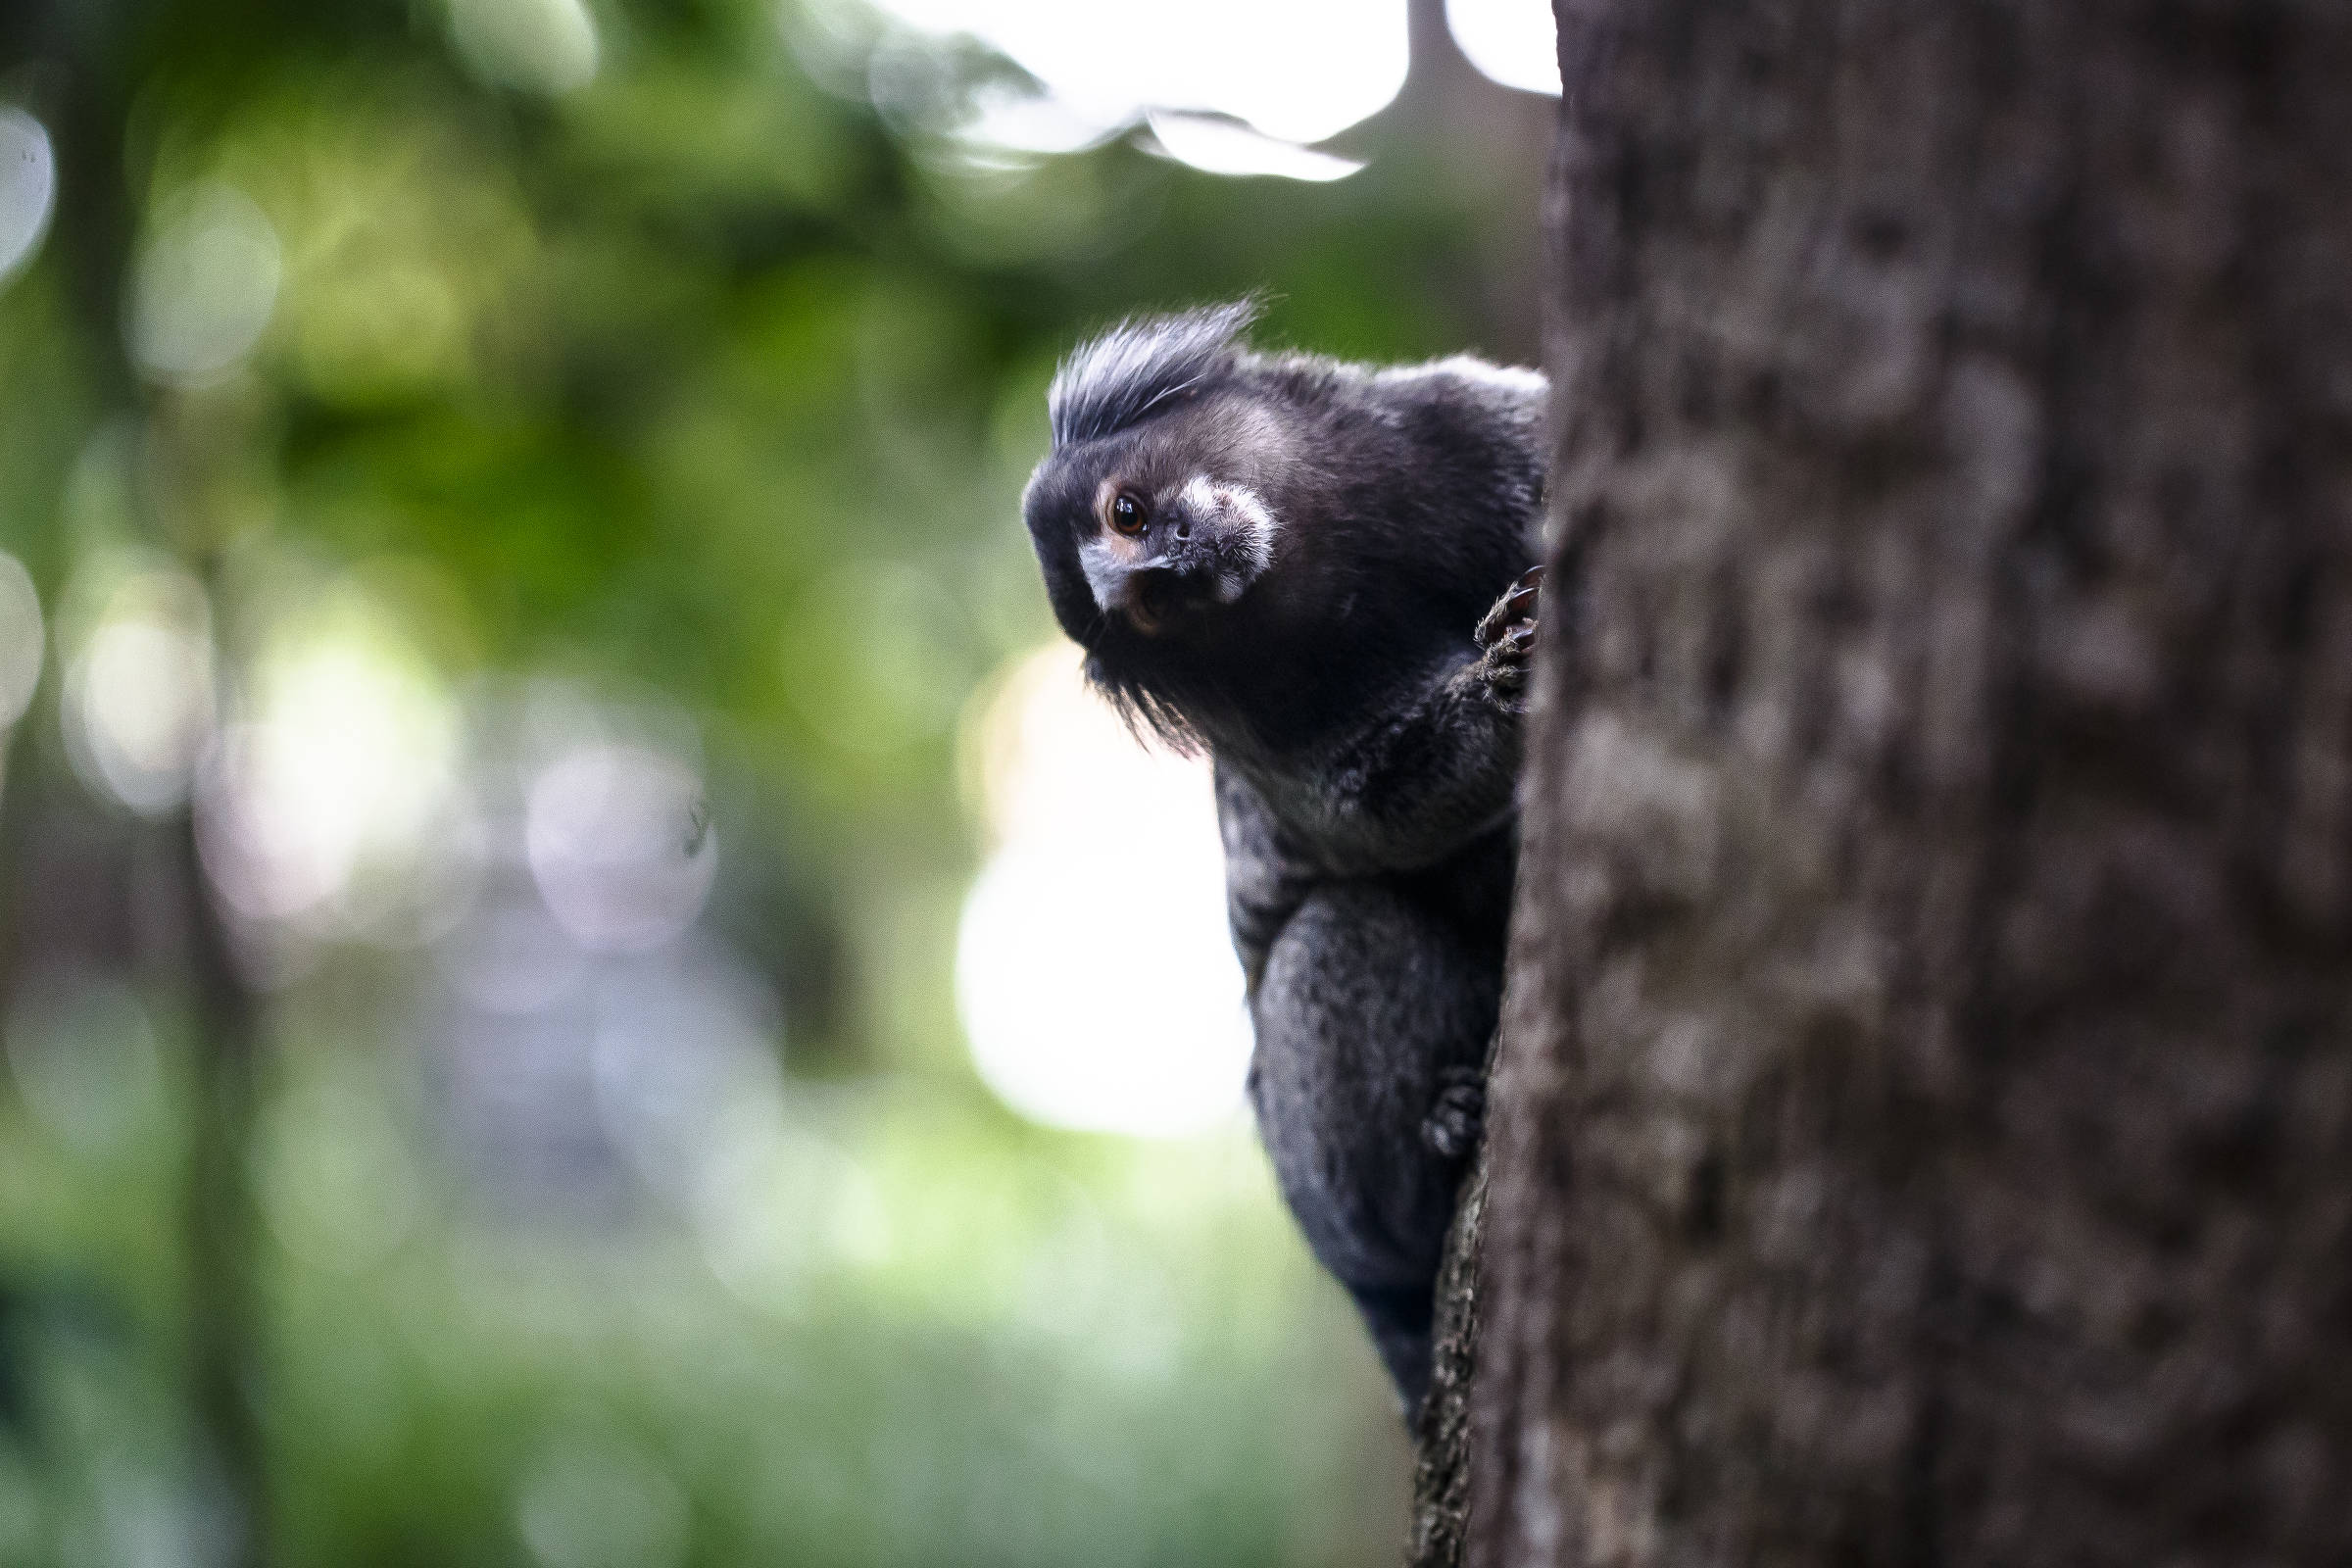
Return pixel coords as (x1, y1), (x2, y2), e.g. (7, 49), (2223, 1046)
(1, 1007), (1403, 1567)
(0, 0), (1546, 1562)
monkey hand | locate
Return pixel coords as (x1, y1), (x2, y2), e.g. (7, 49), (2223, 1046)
(1468, 564), (1544, 711)
(1420, 1064), (1487, 1161)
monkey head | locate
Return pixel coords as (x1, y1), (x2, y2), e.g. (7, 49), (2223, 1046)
(1022, 303), (1298, 650)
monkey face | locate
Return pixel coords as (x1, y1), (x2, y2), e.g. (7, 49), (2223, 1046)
(1022, 397), (1291, 646)
(1074, 472), (1277, 634)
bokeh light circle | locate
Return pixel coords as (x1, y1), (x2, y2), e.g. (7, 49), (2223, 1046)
(0, 551), (42, 726)
(526, 743), (717, 954)
(126, 184), (282, 385)
(956, 646), (1252, 1139)
(62, 570), (216, 817)
(0, 107), (57, 284)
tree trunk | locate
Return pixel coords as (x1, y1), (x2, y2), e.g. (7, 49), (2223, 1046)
(1432, 2), (2352, 1564)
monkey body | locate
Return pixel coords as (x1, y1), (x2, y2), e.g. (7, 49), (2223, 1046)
(1020, 305), (1547, 1412)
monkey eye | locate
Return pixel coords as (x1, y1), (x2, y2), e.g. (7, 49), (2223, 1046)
(1108, 492), (1149, 536)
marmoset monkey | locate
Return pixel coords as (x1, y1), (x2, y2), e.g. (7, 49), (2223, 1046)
(1021, 302), (1546, 1414)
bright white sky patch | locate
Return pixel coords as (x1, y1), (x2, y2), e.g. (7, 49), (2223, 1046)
(953, 79), (1126, 157)
(956, 646), (1251, 1139)
(851, 0), (1406, 171)
(1140, 112), (1364, 183)
(1446, 0), (1560, 97)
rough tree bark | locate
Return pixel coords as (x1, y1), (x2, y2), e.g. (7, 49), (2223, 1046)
(1412, 1), (2352, 1564)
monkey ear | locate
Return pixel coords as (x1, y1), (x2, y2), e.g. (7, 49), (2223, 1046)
(1049, 299), (1264, 449)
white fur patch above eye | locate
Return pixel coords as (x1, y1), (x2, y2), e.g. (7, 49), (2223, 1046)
(1180, 476), (1277, 601)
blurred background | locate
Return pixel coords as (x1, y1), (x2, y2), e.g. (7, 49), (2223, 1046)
(0, 0), (1555, 1562)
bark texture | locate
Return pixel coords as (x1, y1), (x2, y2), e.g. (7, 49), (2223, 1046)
(1407, 1149), (1487, 1568)
(1464, 1), (2352, 1563)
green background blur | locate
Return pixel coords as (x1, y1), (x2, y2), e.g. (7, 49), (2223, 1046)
(0, 1), (1550, 1563)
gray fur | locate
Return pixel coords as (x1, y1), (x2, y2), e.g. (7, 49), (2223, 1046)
(1021, 304), (1548, 1415)
(1048, 298), (1264, 448)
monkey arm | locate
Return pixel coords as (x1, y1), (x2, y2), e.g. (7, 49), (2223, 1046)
(1298, 661), (1524, 871)
(1282, 566), (1544, 873)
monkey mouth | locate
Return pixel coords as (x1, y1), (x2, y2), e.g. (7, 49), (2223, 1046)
(1121, 567), (1203, 635)
(1097, 534), (1269, 636)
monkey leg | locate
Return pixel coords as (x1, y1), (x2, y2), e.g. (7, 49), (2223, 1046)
(1248, 880), (1501, 1411)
